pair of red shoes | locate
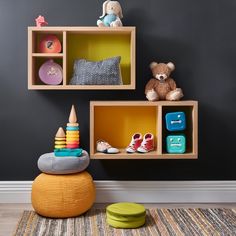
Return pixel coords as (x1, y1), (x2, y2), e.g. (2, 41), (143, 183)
(126, 133), (154, 153)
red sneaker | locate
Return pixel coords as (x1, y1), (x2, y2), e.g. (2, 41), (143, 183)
(137, 133), (154, 153)
(126, 133), (143, 153)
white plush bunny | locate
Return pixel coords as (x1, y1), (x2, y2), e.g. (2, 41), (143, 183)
(97, 0), (123, 27)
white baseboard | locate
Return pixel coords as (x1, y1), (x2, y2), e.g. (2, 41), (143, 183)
(0, 181), (236, 203)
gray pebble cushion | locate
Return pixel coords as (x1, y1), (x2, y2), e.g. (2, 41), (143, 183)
(38, 150), (90, 175)
(69, 56), (123, 85)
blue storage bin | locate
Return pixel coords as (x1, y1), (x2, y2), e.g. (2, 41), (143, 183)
(165, 112), (186, 131)
(166, 135), (186, 154)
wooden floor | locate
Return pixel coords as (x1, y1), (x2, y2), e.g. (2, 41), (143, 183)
(1, 203), (236, 236)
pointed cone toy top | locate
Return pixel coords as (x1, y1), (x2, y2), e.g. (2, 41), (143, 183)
(69, 105), (77, 123)
(55, 127), (66, 138)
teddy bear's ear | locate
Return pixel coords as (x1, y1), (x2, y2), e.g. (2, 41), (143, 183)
(150, 62), (158, 69)
(167, 62), (175, 71)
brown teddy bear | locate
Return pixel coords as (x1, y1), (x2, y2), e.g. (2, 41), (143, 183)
(145, 62), (183, 101)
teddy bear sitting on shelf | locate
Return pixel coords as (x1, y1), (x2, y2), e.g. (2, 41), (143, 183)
(145, 61), (184, 101)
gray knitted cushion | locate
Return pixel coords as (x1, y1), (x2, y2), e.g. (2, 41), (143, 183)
(69, 56), (123, 85)
(38, 150), (90, 175)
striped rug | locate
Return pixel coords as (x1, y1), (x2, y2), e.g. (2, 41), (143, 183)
(13, 208), (236, 236)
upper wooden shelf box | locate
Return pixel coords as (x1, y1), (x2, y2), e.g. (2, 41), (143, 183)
(28, 27), (136, 90)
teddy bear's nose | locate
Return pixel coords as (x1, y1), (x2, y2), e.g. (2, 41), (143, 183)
(160, 76), (164, 80)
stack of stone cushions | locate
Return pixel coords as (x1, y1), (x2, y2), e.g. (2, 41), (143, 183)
(106, 202), (146, 228)
(32, 150), (95, 218)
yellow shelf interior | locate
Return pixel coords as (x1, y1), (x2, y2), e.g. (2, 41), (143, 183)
(67, 33), (131, 85)
(94, 106), (157, 150)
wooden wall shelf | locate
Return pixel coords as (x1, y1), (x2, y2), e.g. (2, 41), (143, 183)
(28, 27), (136, 90)
(90, 101), (198, 159)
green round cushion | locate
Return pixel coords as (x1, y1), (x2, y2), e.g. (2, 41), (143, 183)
(106, 202), (146, 228)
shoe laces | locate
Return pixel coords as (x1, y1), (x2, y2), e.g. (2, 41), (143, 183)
(141, 139), (150, 149)
(128, 139), (138, 149)
(142, 142), (148, 149)
(103, 142), (111, 149)
(97, 140), (111, 149)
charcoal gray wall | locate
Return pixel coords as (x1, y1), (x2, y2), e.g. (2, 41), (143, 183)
(0, 0), (235, 180)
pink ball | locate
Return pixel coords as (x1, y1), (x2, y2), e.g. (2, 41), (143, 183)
(39, 59), (63, 85)
(39, 35), (62, 53)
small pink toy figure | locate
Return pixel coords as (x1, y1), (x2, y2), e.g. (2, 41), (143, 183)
(35, 15), (48, 27)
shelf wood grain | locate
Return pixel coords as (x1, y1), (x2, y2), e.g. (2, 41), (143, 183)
(91, 149), (197, 159)
(32, 53), (63, 57)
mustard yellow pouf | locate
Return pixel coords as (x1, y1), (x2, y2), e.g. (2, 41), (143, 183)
(31, 171), (96, 218)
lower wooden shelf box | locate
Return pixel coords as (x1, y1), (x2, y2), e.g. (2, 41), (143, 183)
(90, 101), (198, 159)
